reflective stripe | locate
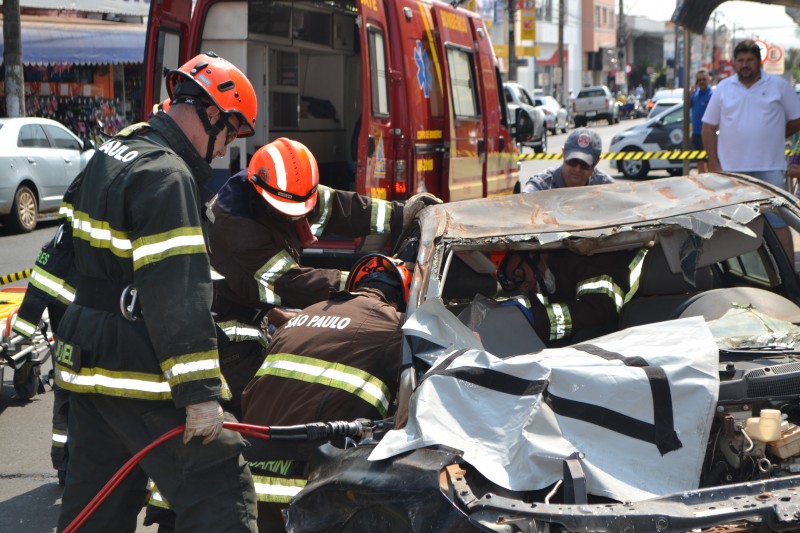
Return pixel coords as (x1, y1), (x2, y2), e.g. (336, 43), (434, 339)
(11, 316), (37, 338)
(370, 198), (391, 235)
(132, 228), (207, 270)
(624, 248), (649, 304)
(29, 267), (76, 306)
(52, 428), (68, 447)
(545, 303), (571, 341)
(59, 203), (74, 222)
(257, 353), (391, 417)
(576, 275), (624, 311)
(255, 250), (299, 306)
(219, 320), (270, 348)
(148, 484), (171, 509)
(210, 267), (225, 280)
(309, 185), (333, 236)
(252, 475), (306, 503)
(56, 365), (173, 400)
(72, 210), (133, 257)
(161, 351), (222, 387)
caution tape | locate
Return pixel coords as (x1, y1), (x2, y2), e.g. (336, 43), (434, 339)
(519, 149), (794, 162)
(0, 269), (31, 287)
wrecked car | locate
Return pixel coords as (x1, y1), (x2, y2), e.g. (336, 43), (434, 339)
(285, 172), (800, 533)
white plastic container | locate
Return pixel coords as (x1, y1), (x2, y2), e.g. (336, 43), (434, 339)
(745, 409), (782, 442)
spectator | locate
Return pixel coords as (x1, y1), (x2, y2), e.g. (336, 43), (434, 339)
(690, 69), (713, 173)
(522, 128), (613, 192)
(702, 39), (800, 259)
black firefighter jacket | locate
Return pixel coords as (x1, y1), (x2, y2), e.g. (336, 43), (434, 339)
(208, 172), (404, 318)
(53, 113), (228, 408)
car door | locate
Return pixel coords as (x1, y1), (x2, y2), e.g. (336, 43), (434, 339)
(16, 123), (67, 212)
(42, 123), (86, 209)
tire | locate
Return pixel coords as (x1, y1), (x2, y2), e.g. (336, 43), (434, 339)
(619, 150), (650, 180)
(574, 117), (585, 128)
(6, 185), (38, 233)
(534, 127), (547, 154)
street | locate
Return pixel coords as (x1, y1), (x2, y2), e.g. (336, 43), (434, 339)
(0, 117), (643, 532)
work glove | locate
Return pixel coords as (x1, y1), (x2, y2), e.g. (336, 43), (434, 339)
(183, 401), (224, 445)
(402, 193), (443, 229)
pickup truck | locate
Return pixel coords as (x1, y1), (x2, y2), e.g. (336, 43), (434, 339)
(572, 85), (619, 127)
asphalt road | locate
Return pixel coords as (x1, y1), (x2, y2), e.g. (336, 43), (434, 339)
(0, 116), (647, 531)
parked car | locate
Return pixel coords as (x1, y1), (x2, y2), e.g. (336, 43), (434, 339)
(0, 117), (94, 233)
(572, 85), (619, 127)
(285, 173), (800, 532)
(503, 82), (548, 153)
(533, 95), (569, 134)
(609, 102), (692, 179)
(648, 97), (682, 119)
(646, 88), (684, 113)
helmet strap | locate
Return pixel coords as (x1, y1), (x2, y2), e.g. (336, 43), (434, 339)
(173, 96), (226, 162)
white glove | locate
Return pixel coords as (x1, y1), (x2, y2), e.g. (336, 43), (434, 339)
(402, 193), (443, 228)
(183, 401), (224, 445)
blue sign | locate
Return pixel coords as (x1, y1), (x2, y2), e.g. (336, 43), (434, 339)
(414, 40), (432, 99)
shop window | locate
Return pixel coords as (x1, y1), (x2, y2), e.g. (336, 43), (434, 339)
(18, 124), (50, 148)
(446, 46), (479, 119)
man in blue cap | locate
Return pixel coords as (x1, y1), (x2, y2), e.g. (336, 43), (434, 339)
(522, 127), (613, 191)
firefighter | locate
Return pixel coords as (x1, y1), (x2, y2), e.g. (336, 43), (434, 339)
(205, 138), (438, 403)
(494, 248), (648, 345)
(54, 52), (259, 532)
(240, 253), (410, 531)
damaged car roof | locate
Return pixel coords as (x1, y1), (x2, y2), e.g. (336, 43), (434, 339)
(423, 172), (784, 243)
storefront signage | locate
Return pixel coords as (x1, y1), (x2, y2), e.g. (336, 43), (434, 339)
(20, 0), (150, 17)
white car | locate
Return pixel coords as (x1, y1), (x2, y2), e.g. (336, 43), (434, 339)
(0, 117), (94, 232)
(647, 97), (682, 119)
(533, 95), (569, 134)
(503, 82), (548, 153)
(609, 102), (692, 180)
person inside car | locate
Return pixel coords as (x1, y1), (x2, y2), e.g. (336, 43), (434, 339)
(522, 128), (613, 191)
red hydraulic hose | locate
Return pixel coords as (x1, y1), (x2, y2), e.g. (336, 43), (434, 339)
(62, 422), (271, 533)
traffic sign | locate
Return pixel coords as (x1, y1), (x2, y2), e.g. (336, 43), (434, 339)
(754, 39), (769, 64)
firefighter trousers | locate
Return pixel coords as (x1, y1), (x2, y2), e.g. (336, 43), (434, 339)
(57, 394), (258, 533)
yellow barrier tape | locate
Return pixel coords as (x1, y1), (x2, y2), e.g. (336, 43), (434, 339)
(0, 269), (31, 287)
(519, 149), (793, 162)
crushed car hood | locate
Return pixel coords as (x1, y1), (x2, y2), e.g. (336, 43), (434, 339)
(371, 303), (719, 503)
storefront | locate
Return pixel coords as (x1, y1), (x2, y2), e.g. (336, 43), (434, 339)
(0, 15), (145, 143)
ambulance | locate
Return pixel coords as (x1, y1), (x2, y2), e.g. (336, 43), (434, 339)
(143, 0), (532, 205)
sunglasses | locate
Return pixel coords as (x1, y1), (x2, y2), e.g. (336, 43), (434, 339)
(564, 159), (593, 171)
(222, 116), (239, 145)
(497, 253), (540, 292)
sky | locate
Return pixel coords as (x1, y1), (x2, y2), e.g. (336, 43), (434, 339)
(624, 0), (800, 49)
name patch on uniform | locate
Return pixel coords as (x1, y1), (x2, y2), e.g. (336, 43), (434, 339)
(284, 313), (352, 330)
(54, 336), (81, 372)
(98, 140), (140, 163)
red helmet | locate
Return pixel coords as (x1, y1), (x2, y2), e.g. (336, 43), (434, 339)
(248, 138), (319, 217)
(345, 253), (412, 310)
(166, 52), (257, 138)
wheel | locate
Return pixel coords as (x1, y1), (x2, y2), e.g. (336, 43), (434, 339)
(13, 360), (41, 400)
(534, 127), (547, 154)
(6, 185), (38, 233)
(574, 117), (585, 128)
(618, 151), (650, 180)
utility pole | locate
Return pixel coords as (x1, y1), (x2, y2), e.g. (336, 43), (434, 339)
(711, 11), (717, 77)
(3, 0), (26, 117)
(682, 26), (691, 175)
(558, 0), (565, 105)
(617, 0), (626, 93)
(508, 0), (518, 81)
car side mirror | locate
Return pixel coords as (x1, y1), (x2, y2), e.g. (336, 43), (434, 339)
(513, 108), (534, 142)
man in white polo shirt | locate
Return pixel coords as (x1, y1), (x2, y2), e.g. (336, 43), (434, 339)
(702, 39), (800, 258)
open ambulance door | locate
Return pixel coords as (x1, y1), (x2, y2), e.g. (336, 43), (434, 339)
(470, 19), (514, 197)
(143, 0), (192, 118)
(357, 0), (395, 201)
(430, 4), (485, 202)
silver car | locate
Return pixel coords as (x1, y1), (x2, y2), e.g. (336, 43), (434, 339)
(0, 117), (94, 233)
(533, 95), (569, 134)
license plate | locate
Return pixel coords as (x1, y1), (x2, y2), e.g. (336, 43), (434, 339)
(586, 111), (596, 117)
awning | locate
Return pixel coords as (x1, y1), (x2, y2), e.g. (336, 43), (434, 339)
(0, 20), (145, 65)
(536, 49), (569, 66)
